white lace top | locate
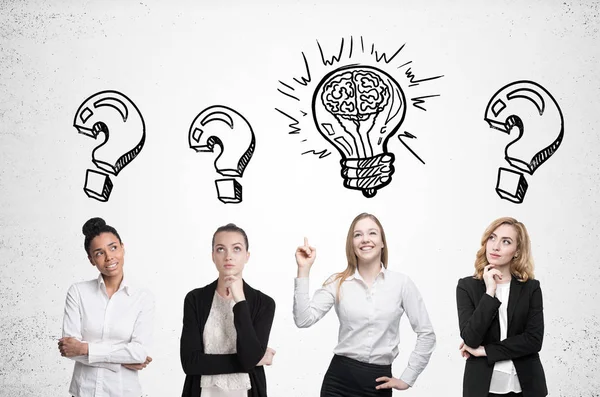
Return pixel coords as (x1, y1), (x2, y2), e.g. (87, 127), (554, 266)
(201, 292), (251, 396)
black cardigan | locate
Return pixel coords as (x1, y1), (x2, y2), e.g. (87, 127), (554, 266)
(180, 279), (276, 397)
(456, 276), (547, 397)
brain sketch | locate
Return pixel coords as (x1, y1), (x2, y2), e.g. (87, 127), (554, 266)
(321, 69), (390, 121)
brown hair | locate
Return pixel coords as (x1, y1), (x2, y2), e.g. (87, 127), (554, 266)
(212, 223), (249, 250)
(325, 213), (389, 301)
(474, 217), (534, 281)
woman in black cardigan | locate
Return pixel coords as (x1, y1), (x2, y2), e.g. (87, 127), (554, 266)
(180, 223), (276, 397)
(456, 217), (547, 397)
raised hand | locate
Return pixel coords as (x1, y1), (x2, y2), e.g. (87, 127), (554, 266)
(295, 237), (316, 278)
(483, 264), (502, 296)
(223, 274), (246, 303)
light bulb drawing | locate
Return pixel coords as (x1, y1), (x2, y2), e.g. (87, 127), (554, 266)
(276, 36), (443, 198)
(313, 65), (406, 197)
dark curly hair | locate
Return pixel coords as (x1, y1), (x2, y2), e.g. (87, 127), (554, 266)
(82, 217), (122, 255)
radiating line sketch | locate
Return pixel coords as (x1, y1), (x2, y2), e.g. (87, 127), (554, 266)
(188, 106), (256, 204)
(484, 80), (564, 204)
(73, 90), (146, 202)
(277, 36), (443, 197)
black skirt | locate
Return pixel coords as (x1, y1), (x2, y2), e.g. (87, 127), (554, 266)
(320, 354), (393, 397)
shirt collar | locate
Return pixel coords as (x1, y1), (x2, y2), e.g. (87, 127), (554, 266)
(96, 273), (132, 296)
(347, 263), (387, 282)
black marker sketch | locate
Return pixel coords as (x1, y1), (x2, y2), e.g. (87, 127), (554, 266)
(83, 170), (114, 202)
(276, 36), (443, 197)
(312, 65), (404, 197)
(495, 167), (528, 204)
(484, 80), (564, 204)
(215, 178), (242, 204)
(74, 90), (146, 202)
(188, 106), (256, 204)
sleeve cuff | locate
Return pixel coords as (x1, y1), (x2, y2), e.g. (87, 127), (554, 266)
(399, 366), (418, 387)
(294, 277), (309, 291)
(481, 292), (501, 306)
(233, 299), (250, 313)
(485, 344), (500, 364)
(88, 342), (111, 363)
(104, 362), (122, 372)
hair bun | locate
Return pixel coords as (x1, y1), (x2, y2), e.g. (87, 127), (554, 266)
(82, 217), (106, 236)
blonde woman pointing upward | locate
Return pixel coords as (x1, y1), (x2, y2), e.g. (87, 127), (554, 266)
(293, 213), (436, 396)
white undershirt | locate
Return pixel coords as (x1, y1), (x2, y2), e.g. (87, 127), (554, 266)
(489, 282), (522, 394)
(201, 292), (250, 397)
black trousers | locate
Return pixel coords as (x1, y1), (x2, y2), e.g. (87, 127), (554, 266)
(320, 354), (393, 397)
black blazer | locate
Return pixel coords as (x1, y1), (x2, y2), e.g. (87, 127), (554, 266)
(456, 276), (547, 397)
(180, 279), (276, 397)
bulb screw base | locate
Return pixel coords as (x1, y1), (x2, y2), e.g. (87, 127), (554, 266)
(340, 153), (395, 197)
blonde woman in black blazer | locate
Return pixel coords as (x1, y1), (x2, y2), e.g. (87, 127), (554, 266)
(456, 217), (547, 397)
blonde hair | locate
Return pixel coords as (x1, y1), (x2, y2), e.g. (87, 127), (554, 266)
(474, 217), (535, 281)
(325, 213), (389, 301)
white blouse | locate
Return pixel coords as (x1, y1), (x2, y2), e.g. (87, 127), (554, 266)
(293, 266), (436, 387)
(489, 282), (522, 393)
(62, 274), (154, 397)
(201, 292), (251, 397)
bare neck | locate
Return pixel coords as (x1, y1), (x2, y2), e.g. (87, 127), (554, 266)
(357, 259), (381, 287)
(496, 265), (513, 284)
(103, 274), (123, 298)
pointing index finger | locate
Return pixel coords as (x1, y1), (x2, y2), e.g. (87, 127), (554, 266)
(304, 237), (308, 247)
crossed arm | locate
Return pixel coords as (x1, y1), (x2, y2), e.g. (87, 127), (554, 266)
(59, 284), (154, 372)
(456, 279), (544, 364)
(180, 291), (276, 375)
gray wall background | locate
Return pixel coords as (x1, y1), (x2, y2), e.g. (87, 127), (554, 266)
(1, 0), (599, 395)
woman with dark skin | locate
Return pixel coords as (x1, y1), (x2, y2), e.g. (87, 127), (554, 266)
(457, 217), (547, 397)
(180, 223), (276, 397)
(59, 217), (154, 397)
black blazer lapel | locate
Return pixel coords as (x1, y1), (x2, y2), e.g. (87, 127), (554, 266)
(242, 279), (258, 315)
(507, 277), (523, 327)
(200, 280), (218, 326)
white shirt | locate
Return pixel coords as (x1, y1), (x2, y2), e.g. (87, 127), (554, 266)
(62, 274), (154, 397)
(489, 282), (522, 393)
(293, 266), (436, 386)
(201, 292), (251, 396)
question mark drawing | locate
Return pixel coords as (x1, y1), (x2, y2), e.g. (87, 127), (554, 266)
(73, 90), (146, 202)
(484, 80), (564, 204)
(188, 106), (256, 204)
